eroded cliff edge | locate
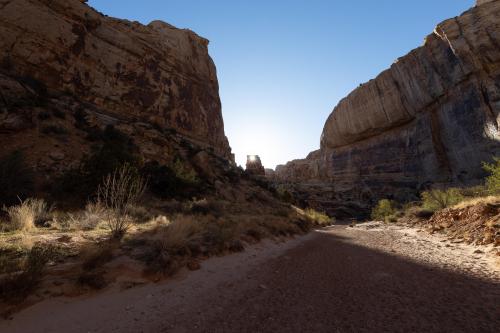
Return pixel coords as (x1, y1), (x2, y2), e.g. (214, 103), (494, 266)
(0, 0), (232, 185)
(274, 1), (500, 218)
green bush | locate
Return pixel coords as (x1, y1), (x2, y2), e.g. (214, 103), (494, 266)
(304, 208), (332, 226)
(53, 126), (140, 203)
(276, 185), (294, 203)
(483, 157), (500, 194)
(421, 188), (463, 212)
(371, 199), (397, 221)
(0, 151), (34, 206)
(142, 159), (202, 199)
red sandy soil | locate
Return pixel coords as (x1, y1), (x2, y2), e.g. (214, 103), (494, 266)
(1, 224), (499, 333)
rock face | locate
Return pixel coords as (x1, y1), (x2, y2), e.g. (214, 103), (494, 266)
(246, 155), (265, 176)
(274, 2), (500, 218)
(476, 0), (495, 6)
(0, 0), (231, 173)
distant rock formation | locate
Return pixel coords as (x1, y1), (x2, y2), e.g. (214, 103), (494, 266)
(476, 0), (495, 6)
(246, 155), (265, 176)
(0, 0), (232, 185)
(274, 1), (500, 218)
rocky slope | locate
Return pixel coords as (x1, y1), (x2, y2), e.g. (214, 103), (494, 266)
(273, 1), (500, 218)
(0, 0), (232, 190)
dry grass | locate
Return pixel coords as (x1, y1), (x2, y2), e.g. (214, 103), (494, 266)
(154, 215), (202, 251)
(451, 195), (500, 210)
(2, 198), (49, 232)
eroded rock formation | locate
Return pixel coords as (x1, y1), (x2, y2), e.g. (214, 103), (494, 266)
(0, 0), (232, 187)
(246, 155), (265, 176)
(274, 1), (500, 218)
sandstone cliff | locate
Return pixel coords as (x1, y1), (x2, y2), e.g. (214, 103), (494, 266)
(0, 0), (232, 182)
(274, 1), (500, 218)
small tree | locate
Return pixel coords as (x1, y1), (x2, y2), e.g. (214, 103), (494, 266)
(483, 157), (500, 194)
(97, 164), (147, 238)
(421, 188), (463, 212)
(371, 199), (396, 221)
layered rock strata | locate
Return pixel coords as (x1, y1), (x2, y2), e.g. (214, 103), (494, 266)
(274, 1), (500, 218)
(0, 0), (232, 181)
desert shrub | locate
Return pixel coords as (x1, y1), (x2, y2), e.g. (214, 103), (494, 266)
(41, 125), (68, 135)
(51, 108), (66, 119)
(142, 160), (202, 199)
(172, 158), (199, 185)
(59, 202), (105, 231)
(404, 205), (434, 219)
(77, 271), (107, 289)
(2, 198), (50, 232)
(0, 244), (56, 301)
(81, 243), (115, 271)
(126, 204), (153, 224)
(371, 199), (397, 221)
(276, 186), (294, 203)
(0, 151), (34, 206)
(483, 157), (500, 194)
(189, 198), (223, 216)
(142, 216), (202, 274)
(460, 185), (489, 198)
(158, 215), (202, 251)
(53, 126), (141, 202)
(98, 164), (147, 238)
(304, 208), (332, 226)
(421, 188), (463, 212)
(202, 217), (238, 253)
(37, 111), (51, 121)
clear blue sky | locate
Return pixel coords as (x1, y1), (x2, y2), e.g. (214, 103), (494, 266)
(89, 0), (473, 168)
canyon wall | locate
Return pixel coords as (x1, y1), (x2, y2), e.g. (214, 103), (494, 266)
(0, 0), (232, 181)
(274, 1), (500, 218)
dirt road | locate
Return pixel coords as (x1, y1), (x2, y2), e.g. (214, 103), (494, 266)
(1, 224), (499, 333)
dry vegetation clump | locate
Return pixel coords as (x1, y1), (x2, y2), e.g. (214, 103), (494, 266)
(57, 202), (107, 231)
(2, 198), (51, 232)
(97, 163), (147, 238)
(77, 242), (118, 290)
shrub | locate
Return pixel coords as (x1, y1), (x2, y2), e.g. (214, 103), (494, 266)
(202, 217), (238, 253)
(160, 215), (202, 250)
(0, 151), (34, 206)
(189, 198), (223, 216)
(421, 188), (463, 212)
(97, 164), (147, 238)
(276, 185), (294, 203)
(41, 125), (68, 135)
(142, 216), (202, 274)
(172, 158), (199, 185)
(371, 199), (397, 221)
(81, 243), (115, 271)
(60, 202), (105, 231)
(304, 208), (332, 226)
(53, 126), (141, 202)
(126, 204), (153, 224)
(142, 160), (202, 199)
(483, 157), (500, 194)
(2, 198), (50, 232)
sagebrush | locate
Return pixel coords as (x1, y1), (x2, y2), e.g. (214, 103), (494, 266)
(421, 188), (463, 212)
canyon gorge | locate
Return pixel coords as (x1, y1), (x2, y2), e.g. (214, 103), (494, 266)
(272, 0), (500, 218)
